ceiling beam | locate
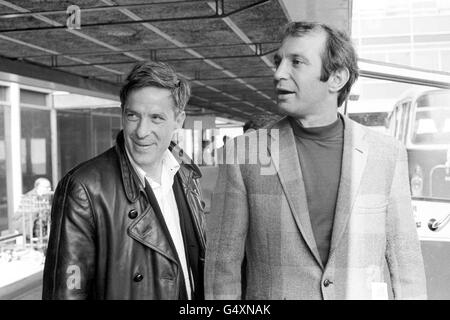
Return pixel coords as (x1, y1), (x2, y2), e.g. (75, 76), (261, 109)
(0, 1), (208, 18)
(0, 55), (120, 99)
(51, 50), (277, 68)
(17, 41), (279, 59)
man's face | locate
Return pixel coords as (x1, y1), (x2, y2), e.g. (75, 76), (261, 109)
(273, 31), (332, 119)
(122, 86), (185, 172)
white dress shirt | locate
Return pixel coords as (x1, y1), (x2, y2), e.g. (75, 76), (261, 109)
(126, 146), (192, 299)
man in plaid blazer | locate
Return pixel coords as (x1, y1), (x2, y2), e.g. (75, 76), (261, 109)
(204, 21), (427, 300)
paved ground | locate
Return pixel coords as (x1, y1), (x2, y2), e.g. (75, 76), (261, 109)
(0, 271), (42, 300)
(12, 283), (42, 300)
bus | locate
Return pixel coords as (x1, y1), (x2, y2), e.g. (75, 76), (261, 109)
(387, 88), (450, 199)
(387, 88), (450, 299)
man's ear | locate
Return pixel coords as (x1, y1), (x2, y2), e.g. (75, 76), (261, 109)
(176, 111), (186, 129)
(328, 67), (349, 93)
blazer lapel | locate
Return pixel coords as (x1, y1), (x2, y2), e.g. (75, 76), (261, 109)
(268, 118), (323, 268)
(329, 116), (368, 257)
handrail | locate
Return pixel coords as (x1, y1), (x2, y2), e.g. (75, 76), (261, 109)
(0, 233), (23, 243)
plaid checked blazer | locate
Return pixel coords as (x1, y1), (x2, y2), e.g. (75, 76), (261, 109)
(205, 115), (427, 300)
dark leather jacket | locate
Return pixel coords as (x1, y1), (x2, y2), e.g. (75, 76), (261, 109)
(42, 132), (206, 299)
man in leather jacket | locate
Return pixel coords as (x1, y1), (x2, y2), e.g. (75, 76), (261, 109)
(42, 61), (206, 300)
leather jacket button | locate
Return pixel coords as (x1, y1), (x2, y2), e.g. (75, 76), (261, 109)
(128, 209), (138, 219)
(323, 279), (332, 287)
(133, 273), (143, 282)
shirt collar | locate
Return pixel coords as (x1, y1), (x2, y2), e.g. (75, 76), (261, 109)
(125, 144), (180, 187)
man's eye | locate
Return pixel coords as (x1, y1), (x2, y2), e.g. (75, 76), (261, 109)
(293, 58), (307, 66)
(274, 58), (281, 67)
(152, 115), (165, 122)
(126, 113), (139, 121)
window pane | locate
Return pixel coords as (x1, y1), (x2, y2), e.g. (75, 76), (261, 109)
(20, 89), (47, 106)
(57, 110), (91, 177)
(93, 115), (112, 155)
(57, 109), (121, 178)
(353, 0), (450, 73)
(20, 107), (52, 193)
(0, 87), (7, 102)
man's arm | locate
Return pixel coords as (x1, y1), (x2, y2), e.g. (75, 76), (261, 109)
(386, 144), (427, 299)
(205, 143), (249, 300)
(42, 175), (96, 300)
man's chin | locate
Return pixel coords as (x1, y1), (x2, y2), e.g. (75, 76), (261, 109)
(276, 101), (296, 114)
(132, 154), (157, 169)
(129, 145), (155, 161)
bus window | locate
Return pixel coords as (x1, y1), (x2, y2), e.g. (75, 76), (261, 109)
(387, 105), (398, 137)
(398, 101), (411, 143)
(394, 105), (403, 140)
(411, 107), (450, 145)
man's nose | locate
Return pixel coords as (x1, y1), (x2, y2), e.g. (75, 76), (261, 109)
(135, 117), (152, 139)
(274, 60), (288, 82)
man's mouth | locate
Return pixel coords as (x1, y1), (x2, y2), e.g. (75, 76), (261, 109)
(133, 140), (155, 149)
(276, 88), (295, 95)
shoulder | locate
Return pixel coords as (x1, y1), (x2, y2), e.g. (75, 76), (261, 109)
(347, 117), (405, 157)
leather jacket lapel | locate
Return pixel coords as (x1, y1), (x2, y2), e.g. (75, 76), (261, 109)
(127, 183), (180, 265)
(116, 131), (179, 264)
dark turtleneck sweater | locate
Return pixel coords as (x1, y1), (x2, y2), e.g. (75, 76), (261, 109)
(289, 114), (344, 266)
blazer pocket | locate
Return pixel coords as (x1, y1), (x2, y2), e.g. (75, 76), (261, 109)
(354, 195), (388, 214)
(354, 205), (387, 215)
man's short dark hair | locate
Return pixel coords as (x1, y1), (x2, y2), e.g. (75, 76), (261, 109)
(120, 61), (191, 113)
(282, 21), (359, 107)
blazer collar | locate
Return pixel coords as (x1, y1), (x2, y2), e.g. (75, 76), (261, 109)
(328, 116), (368, 258)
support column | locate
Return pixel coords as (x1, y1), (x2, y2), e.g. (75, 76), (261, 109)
(50, 106), (58, 189)
(5, 83), (22, 231)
